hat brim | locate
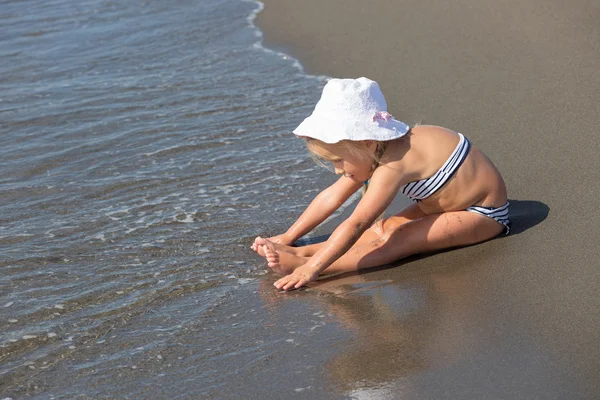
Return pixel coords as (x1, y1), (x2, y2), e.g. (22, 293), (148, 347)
(293, 114), (410, 144)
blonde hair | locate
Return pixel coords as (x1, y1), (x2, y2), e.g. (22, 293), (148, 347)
(305, 138), (387, 186)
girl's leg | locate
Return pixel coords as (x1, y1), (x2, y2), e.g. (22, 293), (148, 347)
(255, 203), (427, 257)
(264, 210), (504, 276)
(321, 210), (504, 274)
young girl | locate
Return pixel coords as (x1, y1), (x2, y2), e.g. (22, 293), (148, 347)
(251, 77), (509, 291)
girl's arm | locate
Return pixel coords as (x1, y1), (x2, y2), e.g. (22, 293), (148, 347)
(277, 175), (363, 245)
(275, 164), (405, 290)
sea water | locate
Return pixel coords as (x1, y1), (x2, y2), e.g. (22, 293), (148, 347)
(0, 1), (344, 397)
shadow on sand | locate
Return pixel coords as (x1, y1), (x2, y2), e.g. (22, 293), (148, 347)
(504, 199), (549, 235)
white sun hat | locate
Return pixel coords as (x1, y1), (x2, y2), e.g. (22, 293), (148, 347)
(293, 77), (410, 143)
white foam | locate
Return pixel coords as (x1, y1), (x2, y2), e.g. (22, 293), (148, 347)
(93, 233), (106, 241)
(142, 145), (180, 157)
(0, 233), (34, 238)
(243, 0), (329, 81)
(175, 214), (195, 223)
(215, 184), (238, 194)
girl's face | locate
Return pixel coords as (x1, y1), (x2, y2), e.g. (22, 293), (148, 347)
(327, 143), (375, 182)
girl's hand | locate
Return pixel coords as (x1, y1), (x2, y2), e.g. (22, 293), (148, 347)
(274, 264), (320, 291)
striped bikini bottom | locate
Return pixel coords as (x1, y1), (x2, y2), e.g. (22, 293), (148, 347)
(466, 201), (511, 234)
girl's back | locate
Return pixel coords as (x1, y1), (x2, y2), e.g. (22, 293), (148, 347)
(394, 125), (507, 213)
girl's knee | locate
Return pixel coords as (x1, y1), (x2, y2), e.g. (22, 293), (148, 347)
(366, 220), (386, 238)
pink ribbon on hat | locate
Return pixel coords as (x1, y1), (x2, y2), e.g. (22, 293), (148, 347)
(372, 111), (392, 122)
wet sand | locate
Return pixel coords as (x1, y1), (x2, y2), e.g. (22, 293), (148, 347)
(257, 0), (600, 397)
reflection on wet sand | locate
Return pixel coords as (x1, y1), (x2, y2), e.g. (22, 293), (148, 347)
(282, 245), (593, 399)
(307, 269), (478, 395)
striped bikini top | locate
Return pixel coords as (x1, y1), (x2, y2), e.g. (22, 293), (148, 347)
(400, 132), (471, 200)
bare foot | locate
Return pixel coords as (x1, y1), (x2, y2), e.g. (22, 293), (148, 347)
(251, 236), (300, 258)
(250, 236), (268, 255)
(262, 241), (309, 276)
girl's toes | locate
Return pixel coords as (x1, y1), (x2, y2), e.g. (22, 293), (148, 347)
(261, 245), (272, 257)
(265, 252), (277, 263)
(263, 245), (280, 267)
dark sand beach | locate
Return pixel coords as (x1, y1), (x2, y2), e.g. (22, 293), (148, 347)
(257, 0), (600, 397)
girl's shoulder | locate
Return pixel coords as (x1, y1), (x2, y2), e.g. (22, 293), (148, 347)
(407, 125), (463, 154)
(381, 124), (457, 161)
(410, 124), (458, 140)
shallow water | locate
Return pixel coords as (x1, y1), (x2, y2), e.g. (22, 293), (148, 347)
(0, 0), (340, 397)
